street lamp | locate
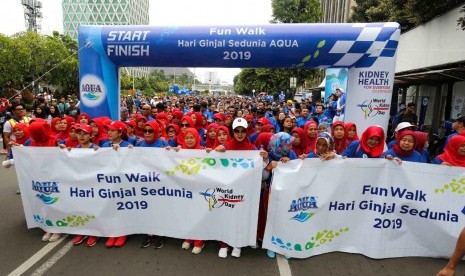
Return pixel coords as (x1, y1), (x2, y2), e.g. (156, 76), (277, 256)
(252, 89), (255, 98)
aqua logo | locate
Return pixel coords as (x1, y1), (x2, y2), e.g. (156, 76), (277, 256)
(80, 75), (106, 107)
(36, 194), (59, 205)
(32, 181), (60, 195)
(32, 181), (59, 205)
(289, 196), (317, 222)
(199, 188), (244, 211)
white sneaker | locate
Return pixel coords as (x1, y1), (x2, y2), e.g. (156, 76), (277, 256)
(192, 245), (204, 254)
(231, 247), (241, 258)
(16, 189), (21, 194)
(218, 247), (228, 258)
(181, 241), (190, 249)
(48, 233), (61, 242)
(42, 232), (52, 242)
(2, 159), (14, 168)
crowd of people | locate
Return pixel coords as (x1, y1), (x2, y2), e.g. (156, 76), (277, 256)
(1, 92), (465, 263)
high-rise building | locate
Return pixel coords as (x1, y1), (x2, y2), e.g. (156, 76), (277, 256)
(63, 0), (149, 40)
(63, 0), (150, 76)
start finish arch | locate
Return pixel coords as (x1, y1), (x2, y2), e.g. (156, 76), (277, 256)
(78, 23), (400, 133)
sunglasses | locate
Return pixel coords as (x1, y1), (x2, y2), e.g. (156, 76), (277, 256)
(180, 123), (190, 127)
(143, 129), (154, 133)
(233, 129), (247, 134)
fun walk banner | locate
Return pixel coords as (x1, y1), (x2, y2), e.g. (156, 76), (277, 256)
(263, 158), (465, 259)
(12, 147), (263, 248)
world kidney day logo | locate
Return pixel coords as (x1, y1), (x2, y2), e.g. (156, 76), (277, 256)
(199, 188), (244, 211)
(357, 98), (390, 119)
(80, 74), (106, 107)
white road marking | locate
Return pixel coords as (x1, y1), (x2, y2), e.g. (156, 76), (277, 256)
(277, 254), (293, 276)
(7, 235), (68, 276)
(30, 240), (74, 276)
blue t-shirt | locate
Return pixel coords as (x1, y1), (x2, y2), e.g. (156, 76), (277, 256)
(101, 140), (131, 148)
(341, 140), (381, 158)
(382, 149), (426, 163)
(136, 138), (168, 148)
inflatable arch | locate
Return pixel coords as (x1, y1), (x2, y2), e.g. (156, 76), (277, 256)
(78, 23), (400, 132)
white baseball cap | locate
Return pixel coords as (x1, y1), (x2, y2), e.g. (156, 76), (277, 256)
(232, 118), (248, 129)
(336, 88), (344, 93)
(395, 122), (415, 132)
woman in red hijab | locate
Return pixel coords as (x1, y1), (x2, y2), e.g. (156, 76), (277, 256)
(204, 123), (218, 149)
(169, 127), (204, 254)
(304, 120), (319, 153)
(134, 114), (147, 138)
(27, 121), (61, 242)
(432, 135), (465, 167)
(29, 121), (58, 147)
(254, 132), (273, 151)
(342, 126), (385, 158)
(345, 122), (359, 144)
(332, 121), (348, 154)
(12, 123), (31, 146)
(212, 125), (231, 148)
(176, 116), (194, 147)
(291, 127), (310, 157)
(90, 117), (109, 146)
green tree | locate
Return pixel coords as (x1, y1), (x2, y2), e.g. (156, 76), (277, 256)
(349, 0), (465, 32)
(271, 0), (322, 23)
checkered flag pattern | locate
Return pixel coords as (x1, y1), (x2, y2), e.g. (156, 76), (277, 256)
(329, 23), (400, 68)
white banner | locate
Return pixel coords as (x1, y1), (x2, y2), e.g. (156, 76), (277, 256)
(263, 158), (465, 259)
(13, 147), (263, 248)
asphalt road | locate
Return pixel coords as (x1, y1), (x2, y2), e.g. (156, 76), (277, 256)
(0, 158), (463, 276)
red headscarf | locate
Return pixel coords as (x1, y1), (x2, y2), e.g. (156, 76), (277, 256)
(332, 121), (348, 154)
(177, 116), (195, 147)
(436, 135), (465, 167)
(254, 132), (273, 151)
(90, 117), (109, 146)
(205, 123), (219, 148)
(56, 116), (75, 140)
(345, 122), (359, 143)
(291, 127), (310, 156)
(144, 121), (160, 144)
(51, 117), (62, 135)
(12, 123), (30, 145)
(77, 113), (91, 124)
(414, 131), (428, 152)
(360, 126), (385, 158)
(245, 115), (255, 136)
(29, 122), (57, 147)
(213, 126), (231, 148)
(181, 127), (203, 149)
(261, 124), (275, 133)
(166, 123), (180, 136)
(392, 130), (416, 157)
(134, 115), (147, 137)
(304, 120), (318, 152)
(172, 110), (184, 123)
(187, 112), (203, 131)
